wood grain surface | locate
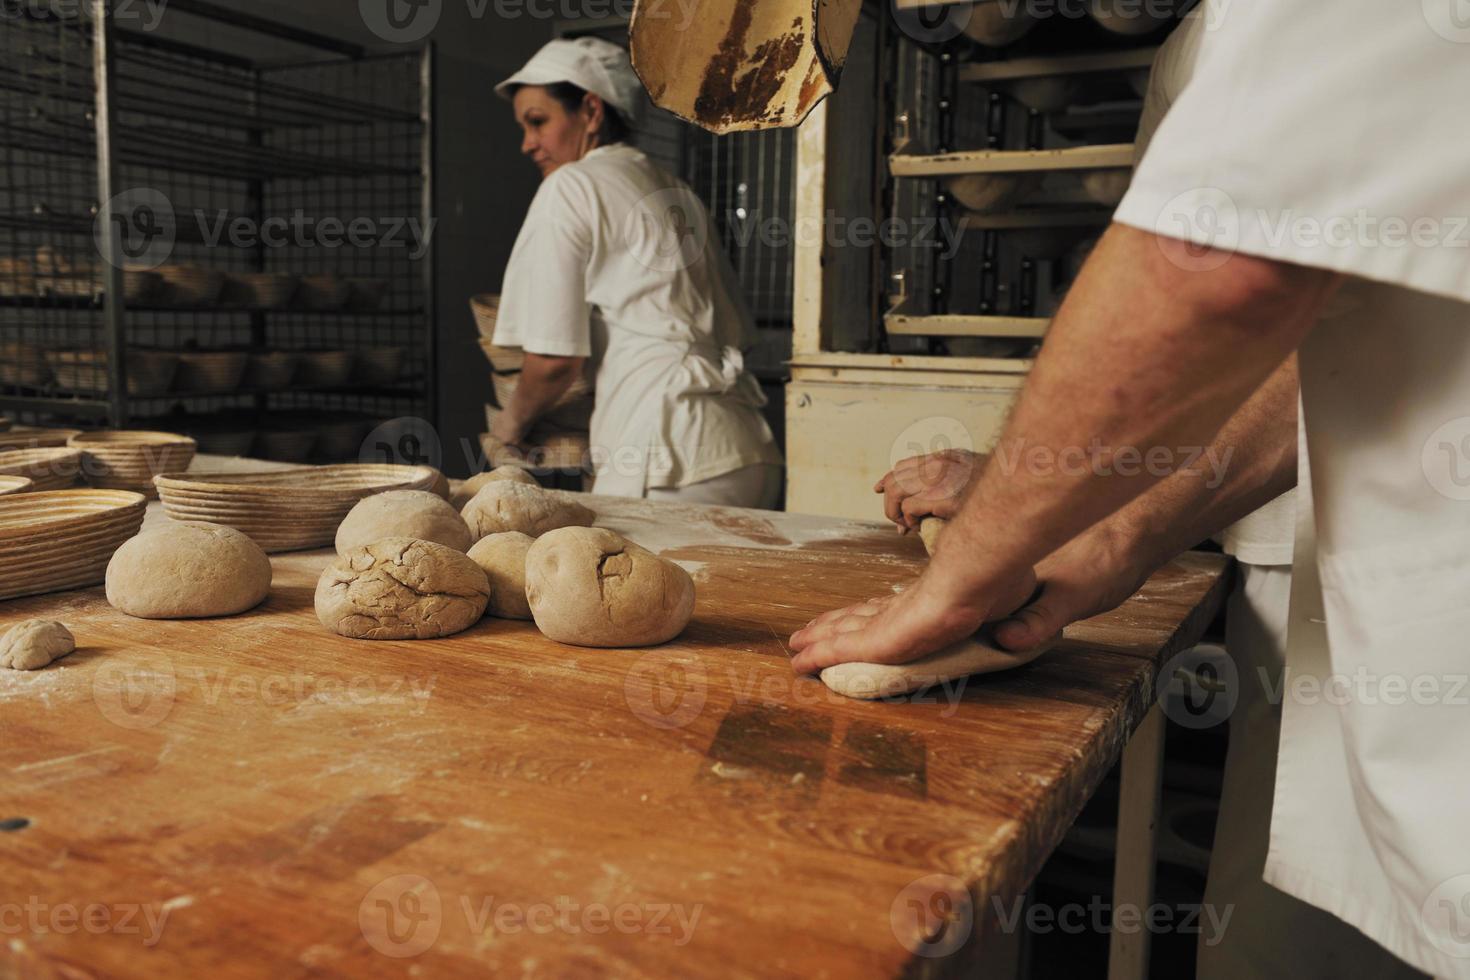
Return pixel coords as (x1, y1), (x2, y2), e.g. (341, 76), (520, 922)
(0, 495), (1230, 979)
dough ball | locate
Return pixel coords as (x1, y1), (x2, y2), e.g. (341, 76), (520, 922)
(525, 527), (695, 647)
(820, 630), (1056, 700)
(450, 465), (539, 509)
(316, 537), (490, 640)
(0, 620), (75, 671)
(461, 482), (594, 540)
(426, 468), (451, 500)
(107, 522), (272, 619)
(335, 490), (472, 555)
(467, 532), (534, 620)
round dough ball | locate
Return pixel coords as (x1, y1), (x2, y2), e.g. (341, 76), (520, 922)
(467, 532), (534, 620)
(335, 490), (472, 555)
(316, 537), (490, 640)
(525, 527), (695, 647)
(107, 522), (271, 619)
(0, 620), (75, 671)
(450, 465), (538, 509)
(461, 482), (594, 541)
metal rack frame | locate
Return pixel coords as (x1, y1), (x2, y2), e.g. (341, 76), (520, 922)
(0, 0), (436, 461)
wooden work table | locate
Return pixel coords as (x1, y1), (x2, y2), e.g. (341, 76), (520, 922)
(0, 495), (1230, 978)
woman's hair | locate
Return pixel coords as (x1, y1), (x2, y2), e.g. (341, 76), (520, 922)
(512, 82), (631, 145)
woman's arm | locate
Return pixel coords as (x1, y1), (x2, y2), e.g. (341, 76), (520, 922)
(490, 352), (586, 446)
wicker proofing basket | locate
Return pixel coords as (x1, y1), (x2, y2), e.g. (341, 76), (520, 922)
(471, 293), (499, 339)
(69, 430), (197, 497)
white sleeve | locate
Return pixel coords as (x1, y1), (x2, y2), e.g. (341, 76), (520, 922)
(1114, 0), (1470, 304)
(493, 170), (595, 358)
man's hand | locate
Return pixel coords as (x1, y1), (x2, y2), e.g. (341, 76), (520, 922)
(991, 520), (1150, 651)
(788, 546), (1037, 674)
(874, 450), (984, 531)
(489, 410), (529, 449)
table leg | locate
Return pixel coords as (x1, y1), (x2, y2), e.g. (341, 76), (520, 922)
(1108, 702), (1165, 980)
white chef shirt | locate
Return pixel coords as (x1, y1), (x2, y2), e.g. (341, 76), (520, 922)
(494, 143), (782, 495)
(1115, 2), (1470, 975)
(1133, 9), (1295, 567)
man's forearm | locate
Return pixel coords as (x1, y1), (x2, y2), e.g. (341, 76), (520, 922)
(939, 224), (1338, 592)
(1109, 354), (1298, 573)
(500, 353), (584, 441)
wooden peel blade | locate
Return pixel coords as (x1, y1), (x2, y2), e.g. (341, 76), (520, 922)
(629, 0), (864, 134)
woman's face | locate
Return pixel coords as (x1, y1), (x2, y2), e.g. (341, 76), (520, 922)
(513, 86), (599, 178)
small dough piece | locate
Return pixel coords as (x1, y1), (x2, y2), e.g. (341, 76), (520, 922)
(919, 517), (946, 556)
(107, 522), (272, 619)
(467, 532), (534, 620)
(0, 620), (75, 671)
(461, 481), (594, 540)
(820, 630), (1057, 700)
(450, 466), (538, 509)
(525, 527), (695, 647)
(426, 468), (451, 500)
(335, 490), (472, 555)
(316, 537), (490, 640)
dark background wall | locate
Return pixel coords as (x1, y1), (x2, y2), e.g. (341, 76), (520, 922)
(161, 0), (552, 473)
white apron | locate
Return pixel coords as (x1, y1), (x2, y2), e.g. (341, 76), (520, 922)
(589, 341), (771, 498)
(1266, 281), (1470, 979)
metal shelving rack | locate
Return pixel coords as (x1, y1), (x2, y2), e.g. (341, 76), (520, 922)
(0, 0), (435, 461)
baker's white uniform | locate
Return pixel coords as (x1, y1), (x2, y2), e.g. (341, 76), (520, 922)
(495, 143), (783, 503)
(1136, 15), (1426, 978)
(1118, 2), (1470, 976)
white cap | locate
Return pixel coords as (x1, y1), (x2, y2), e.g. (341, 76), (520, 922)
(495, 38), (644, 129)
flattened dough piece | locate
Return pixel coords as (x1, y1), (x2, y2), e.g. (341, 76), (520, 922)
(466, 531), (534, 620)
(316, 537), (491, 640)
(450, 465), (538, 510)
(525, 526), (695, 647)
(0, 620), (75, 670)
(820, 629), (1057, 700)
(461, 481), (594, 540)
